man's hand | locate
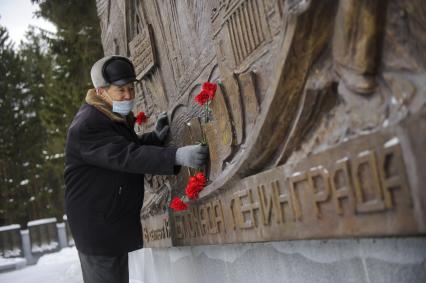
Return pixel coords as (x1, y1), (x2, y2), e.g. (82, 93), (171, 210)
(175, 144), (209, 169)
(154, 112), (170, 141)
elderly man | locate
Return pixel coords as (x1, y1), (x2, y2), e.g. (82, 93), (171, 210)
(64, 55), (208, 283)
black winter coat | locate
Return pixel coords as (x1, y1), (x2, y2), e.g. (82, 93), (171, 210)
(64, 102), (177, 256)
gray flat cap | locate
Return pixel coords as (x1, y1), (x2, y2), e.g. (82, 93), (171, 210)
(90, 55), (136, 88)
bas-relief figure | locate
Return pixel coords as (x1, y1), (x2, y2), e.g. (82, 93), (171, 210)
(96, 0), (426, 247)
(333, 0), (386, 95)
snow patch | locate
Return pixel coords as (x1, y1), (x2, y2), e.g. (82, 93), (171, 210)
(45, 153), (65, 160)
(384, 137), (399, 148)
(27, 218), (57, 227)
(336, 157), (349, 163)
(1, 248), (22, 257)
(309, 165), (323, 172)
(32, 242), (58, 253)
(0, 224), (21, 232)
(0, 256), (26, 268)
(358, 150), (371, 157)
(0, 247), (83, 283)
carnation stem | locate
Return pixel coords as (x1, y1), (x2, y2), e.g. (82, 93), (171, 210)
(200, 102), (209, 145)
(205, 103), (209, 124)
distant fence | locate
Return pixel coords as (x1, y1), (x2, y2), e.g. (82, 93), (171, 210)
(28, 218), (60, 255)
(0, 216), (74, 269)
(0, 224), (23, 258)
(63, 215), (74, 246)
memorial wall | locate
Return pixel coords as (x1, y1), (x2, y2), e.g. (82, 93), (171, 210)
(96, 0), (426, 248)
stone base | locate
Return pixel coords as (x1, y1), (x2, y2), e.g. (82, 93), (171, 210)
(130, 237), (426, 283)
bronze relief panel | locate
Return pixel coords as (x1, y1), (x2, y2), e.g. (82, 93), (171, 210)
(96, 0), (426, 247)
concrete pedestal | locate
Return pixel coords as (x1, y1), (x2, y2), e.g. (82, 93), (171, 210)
(129, 237), (426, 283)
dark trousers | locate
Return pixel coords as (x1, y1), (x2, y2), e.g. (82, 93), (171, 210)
(78, 251), (129, 283)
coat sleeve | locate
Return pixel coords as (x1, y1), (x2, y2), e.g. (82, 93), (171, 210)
(78, 121), (178, 175)
(138, 131), (163, 146)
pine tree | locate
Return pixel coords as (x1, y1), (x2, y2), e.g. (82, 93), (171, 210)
(0, 26), (47, 225)
(19, 27), (59, 223)
(0, 0), (103, 226)
(33, 0), (103, 222)
(34, 0), (103, 136)
(0, 25), (21, 225)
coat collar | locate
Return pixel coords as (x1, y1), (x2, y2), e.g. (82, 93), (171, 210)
(85, 88), (128, 123)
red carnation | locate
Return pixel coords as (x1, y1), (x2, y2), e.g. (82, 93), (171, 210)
(185, 183), (200, 199)
(135, 112), (148, 125)
(194, 81), (217, 143)
(170, 197), (188, 211)
(208, 90), (216, 100)
(184, 173), (207, 200)
(195, 89), (210, 106)
(202, 82), (217, 94)
(188, 176), (201, 188)
(194, 172), (207, 186)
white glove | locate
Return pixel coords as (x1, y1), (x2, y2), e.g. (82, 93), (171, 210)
(175, 145), (209, 169)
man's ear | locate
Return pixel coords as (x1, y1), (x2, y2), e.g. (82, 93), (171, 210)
(96, 87), (112, 105)
(96, 87), (109, 99)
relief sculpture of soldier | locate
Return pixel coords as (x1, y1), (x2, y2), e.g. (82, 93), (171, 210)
(64, 56), (209, 283)
(333, 0), (387, 94)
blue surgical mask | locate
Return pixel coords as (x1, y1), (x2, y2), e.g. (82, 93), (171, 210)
(112, 99), (134, 116)
(100, 89), (134, 116)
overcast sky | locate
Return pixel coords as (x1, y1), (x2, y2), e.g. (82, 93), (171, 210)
(0, 0), (56, 46)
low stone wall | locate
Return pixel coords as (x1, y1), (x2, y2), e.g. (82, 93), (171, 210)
(0, 215), (74, 269)
(0, 224), (22, 258)
(27, 218), (59, 255)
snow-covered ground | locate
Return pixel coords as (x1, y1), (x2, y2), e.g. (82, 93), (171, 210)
(0, 247), (83, 283)
(0, 247), (144, 283)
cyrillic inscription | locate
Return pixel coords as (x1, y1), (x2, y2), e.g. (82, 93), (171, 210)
(174, 199), (227, 240)
(167, 133), (417, 246)
(142, 217), (170, 246)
